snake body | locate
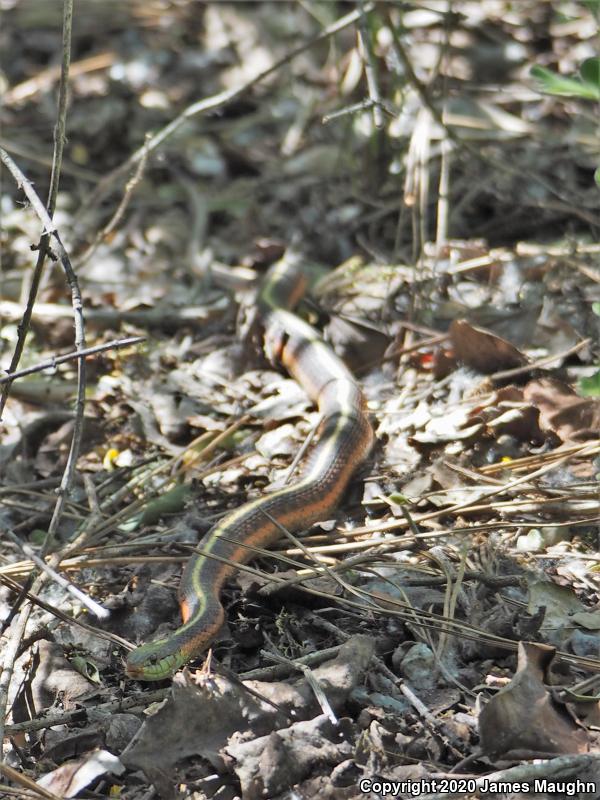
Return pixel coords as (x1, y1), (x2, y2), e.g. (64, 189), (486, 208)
(125, 261), (373, 680)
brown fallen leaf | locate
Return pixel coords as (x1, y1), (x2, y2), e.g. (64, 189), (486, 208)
(523, 377), (600, 443)
(478, 641), (589, 761)
(325, 315), (391, 373)
(450, 319), (528, 374)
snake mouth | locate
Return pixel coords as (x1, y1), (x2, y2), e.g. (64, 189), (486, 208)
(124, 661), (144, 680)
(125, 662), (168, 681)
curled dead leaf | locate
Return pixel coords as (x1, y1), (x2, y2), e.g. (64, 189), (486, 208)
(478, 641), (589, 761)
(523, 377), (600, 443)
(450, 319), (528, 374)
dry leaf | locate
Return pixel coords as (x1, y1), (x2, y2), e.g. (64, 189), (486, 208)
(450, 319), (528, 373)
(479, 642), (589, 760)
(523, 377), (600, 443)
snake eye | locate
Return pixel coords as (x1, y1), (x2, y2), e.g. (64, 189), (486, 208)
(149, 654), (158, 665)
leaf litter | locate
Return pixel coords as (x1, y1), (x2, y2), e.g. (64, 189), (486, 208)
(1, 2), (599, 799)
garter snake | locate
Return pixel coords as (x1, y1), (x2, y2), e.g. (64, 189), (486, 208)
(125, 260), (373, 680)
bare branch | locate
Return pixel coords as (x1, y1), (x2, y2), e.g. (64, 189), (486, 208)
(0, 336), (145, 384)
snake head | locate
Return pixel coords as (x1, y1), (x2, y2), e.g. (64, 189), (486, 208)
(125, 638), (187, 681)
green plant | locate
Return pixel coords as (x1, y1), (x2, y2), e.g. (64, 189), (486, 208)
(579, 303), (600, 397)
(530, 58), (600, 101)
(531, 56), (600, 186)
(531, 57), (600, 100)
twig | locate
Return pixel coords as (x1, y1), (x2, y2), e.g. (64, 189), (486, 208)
(262, 634), (338, 723)
(0, 336), (144, 384)
(3, 529), (109, 620)
(242, 645), (343, 682)
(0, 784), (55, 800)
(0, 602), (34, 753)
(0, 574), (130, 650)
(0, 137), (99, 181)
(0, 149), (88, 554)
(435, 136), (451, 247)
(48, 0), (73, 214)
(357, 0), (384, 129)
(3, 689), (168, 735)
(0, 764), (61, 800)
(0, 299), (226, 329)
(257, 509), (383, 613)
(491, 337), (592, 382)
(214, 660), (294, 719)
(3, 51), (115, 106)
(322, 97), (394, 124)
(0, 1), (79, 757)
(74, 133), (152, 268)
(399, 571), (522, 589)
(281, 415), (321, 485)
(257, 553), (377, 597)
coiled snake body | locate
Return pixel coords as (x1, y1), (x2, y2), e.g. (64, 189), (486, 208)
(126, 261), (373, 680)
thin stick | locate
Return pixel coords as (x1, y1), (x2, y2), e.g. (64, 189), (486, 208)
(357, 0), (384, 129)
(0, 336), (144, 384)
(0, 0), (77, 756)
(281, 415), (321, 485)
(0, 148), (88, 556)
(3, 529), (109, 620)
(491, 337), (592, 382)
(48, 0), (73, 213)
(74, 133), (152, 268)
(2, 689), (168, 736)
(0, 299), (226, 329)
(0, 0), (74, 418)
(262, 635), (338, 723)
(4, 51), (115, 106)
(0, 574), (129, 650)
(0, 136), (99, 181)
(0, 764), (61, 800)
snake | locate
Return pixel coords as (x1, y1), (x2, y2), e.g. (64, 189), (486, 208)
(125, 260), (374, 680)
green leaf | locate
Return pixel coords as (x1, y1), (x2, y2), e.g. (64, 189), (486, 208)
(70, 655), (101, 684)
(139, 483), (190, 526)
(579, 370), (600, 397)
(29, 529), (47, 546)
(580, 57), (600, 88)
(596, 166), (600, 188)
(119, 483), (191, 532)
(593, 302), (600, 316)
(530, 65), (600, 100)
(387, 492), (409, 506)
(582, 0), (600, 21)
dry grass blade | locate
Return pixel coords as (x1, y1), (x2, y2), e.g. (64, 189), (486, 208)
(0, 763), (62, 800)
